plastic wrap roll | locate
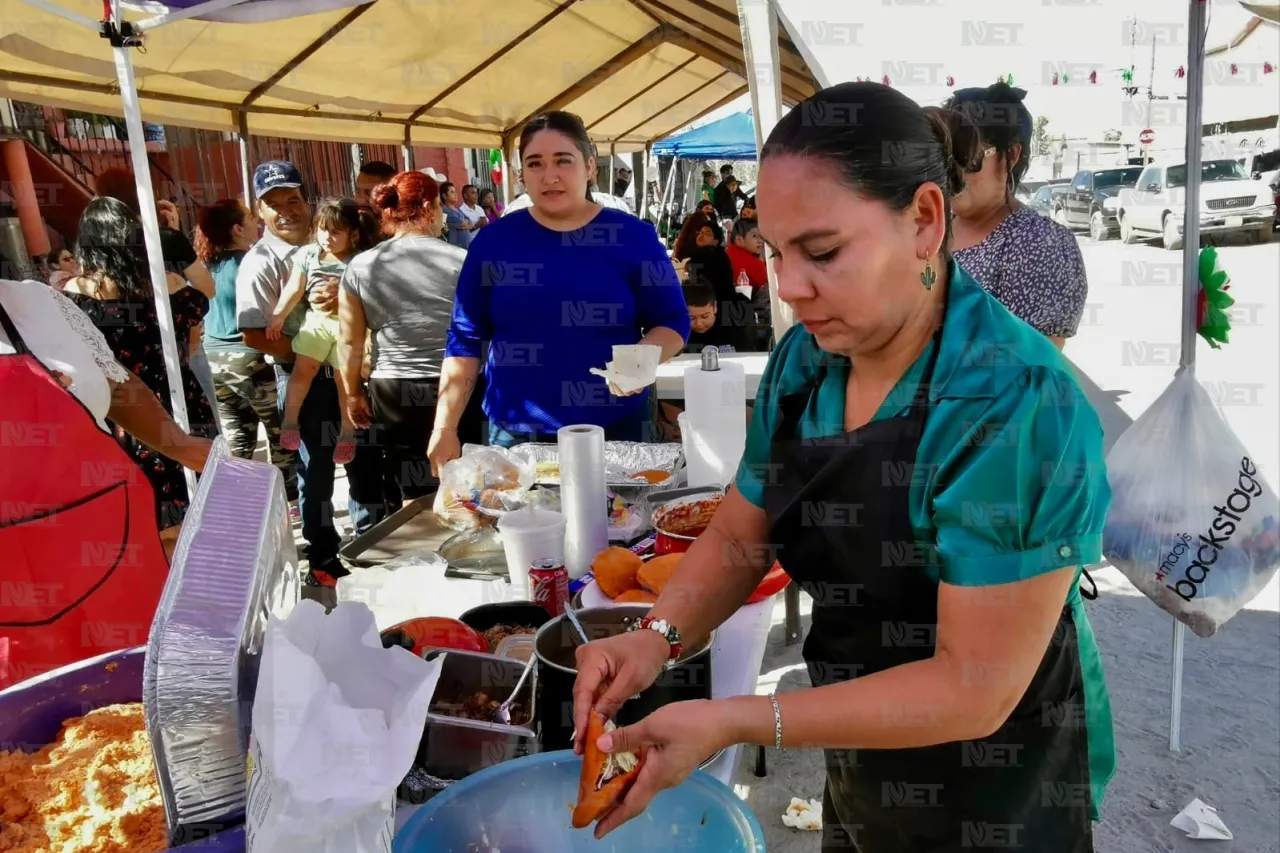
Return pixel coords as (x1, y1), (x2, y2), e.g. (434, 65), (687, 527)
(558, 424), (609, 579)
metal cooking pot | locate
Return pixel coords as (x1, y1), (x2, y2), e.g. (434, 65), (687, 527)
(532, 605), (712, 751)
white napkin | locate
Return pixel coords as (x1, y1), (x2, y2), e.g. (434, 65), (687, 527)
(781, 797), (822, 831)
(1170, 798), (1233, 840)
(590, 344), (661, 395)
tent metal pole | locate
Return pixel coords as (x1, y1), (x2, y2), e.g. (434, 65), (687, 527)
(109, 25), (196, 494)
(402, 126), (414, 172)
(658, 156), (678, 238)
(738, 0), (792, 345)
(641, 144), (653, 222)
(237, 111), (252, 203)
(1169, 0), (1209, 754)
(16, 0), (100, 30)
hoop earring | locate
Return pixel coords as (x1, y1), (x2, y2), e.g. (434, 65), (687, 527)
(921, 260), (937, 291)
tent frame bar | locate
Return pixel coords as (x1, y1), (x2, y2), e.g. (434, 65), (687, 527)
(501, 24), (669, 153)
(629, 0), (810, 96)
(587, 55), (700, 131)
(633, 83), (749, 148)
(241, 3), (375, 108)
(408, 0), (581, 123)
(613, 73), (735, 142)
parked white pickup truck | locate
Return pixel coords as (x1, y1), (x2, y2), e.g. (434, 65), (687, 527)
(1115, 159), (1276, 250)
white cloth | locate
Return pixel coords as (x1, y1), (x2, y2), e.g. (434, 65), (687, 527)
(0, 279), (129, 428)
(458, 202), (487, 226)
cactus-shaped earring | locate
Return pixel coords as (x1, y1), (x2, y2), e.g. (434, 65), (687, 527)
(921, 261), (937, 291)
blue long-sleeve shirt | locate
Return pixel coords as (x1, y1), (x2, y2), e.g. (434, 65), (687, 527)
(445, 208), (691, 433)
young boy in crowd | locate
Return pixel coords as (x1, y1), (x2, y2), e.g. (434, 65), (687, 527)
(682, 278), (750, 354)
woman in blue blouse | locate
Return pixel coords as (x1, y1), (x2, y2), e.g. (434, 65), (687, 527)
(429, 112), (689, 462)
(570, 83), (1115, 852)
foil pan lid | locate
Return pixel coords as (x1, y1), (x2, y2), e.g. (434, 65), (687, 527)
(143, 439), (300, 844)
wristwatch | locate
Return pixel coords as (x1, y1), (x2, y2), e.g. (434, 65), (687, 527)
(628, 617), (683, 669)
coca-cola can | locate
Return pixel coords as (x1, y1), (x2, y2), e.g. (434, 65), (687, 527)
(529, 558), (569, 618)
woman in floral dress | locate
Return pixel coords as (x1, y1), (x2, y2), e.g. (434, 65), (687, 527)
(63, 197), (215, 533)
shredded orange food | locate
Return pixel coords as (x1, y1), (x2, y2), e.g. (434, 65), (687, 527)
(0, 703), (167, 853)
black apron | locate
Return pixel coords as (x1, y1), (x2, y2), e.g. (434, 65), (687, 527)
(763, 326), (1094, 853)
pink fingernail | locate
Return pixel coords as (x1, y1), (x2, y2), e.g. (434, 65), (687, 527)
(598, 734), (613, 751)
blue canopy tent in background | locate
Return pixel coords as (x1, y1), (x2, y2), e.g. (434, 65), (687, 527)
(652, 110), (758, 160)
(650, 111), (757, 228)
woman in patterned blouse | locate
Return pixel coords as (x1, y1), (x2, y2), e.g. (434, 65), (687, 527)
(944, 83), (1087, 350)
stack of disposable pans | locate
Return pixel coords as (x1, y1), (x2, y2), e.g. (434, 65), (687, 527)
(143, 439), (301, 845)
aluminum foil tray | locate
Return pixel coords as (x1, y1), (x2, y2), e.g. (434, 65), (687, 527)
(143, 438), (300, 846)
(511, 441), (684, 489)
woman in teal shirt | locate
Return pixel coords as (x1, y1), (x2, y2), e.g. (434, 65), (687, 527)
(571, 82), (1115, 852)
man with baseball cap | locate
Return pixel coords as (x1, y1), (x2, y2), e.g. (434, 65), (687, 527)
(235, 159), (386, 586)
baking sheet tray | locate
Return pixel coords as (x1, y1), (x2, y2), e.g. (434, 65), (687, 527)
(341, 495), (457, 567)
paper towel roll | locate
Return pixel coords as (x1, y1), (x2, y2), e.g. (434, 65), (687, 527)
(682, 357), (747, 488)
(680, 412), (745, 488)
(557, 424), (609, 579)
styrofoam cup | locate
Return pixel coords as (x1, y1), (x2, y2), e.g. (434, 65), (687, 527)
(497, 507), (567, 597)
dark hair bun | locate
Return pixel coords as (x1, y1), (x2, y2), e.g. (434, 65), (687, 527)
(921, 106), (977, 197)
(371, 182), (399, 211)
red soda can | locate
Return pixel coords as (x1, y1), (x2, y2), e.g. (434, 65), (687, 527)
(528, 558), (569, 617)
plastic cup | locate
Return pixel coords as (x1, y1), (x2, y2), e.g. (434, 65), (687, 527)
(497, 507), (567, 597)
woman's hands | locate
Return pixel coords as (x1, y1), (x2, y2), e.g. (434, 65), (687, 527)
(588, 700), (741, 839)
(571, 629), (671, 754)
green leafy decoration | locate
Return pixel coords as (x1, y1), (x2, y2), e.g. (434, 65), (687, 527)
(1197, 245), (1234, 349)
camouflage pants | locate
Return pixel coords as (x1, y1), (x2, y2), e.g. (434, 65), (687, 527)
(208, 349), (298, 500)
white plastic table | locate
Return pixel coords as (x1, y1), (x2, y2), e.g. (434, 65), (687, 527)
(656, 352), (769, 402)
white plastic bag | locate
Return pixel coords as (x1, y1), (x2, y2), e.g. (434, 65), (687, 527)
(1103, 370), (1280, 638)
(246, 600), (440, 853)
(436, 445), (536, 528)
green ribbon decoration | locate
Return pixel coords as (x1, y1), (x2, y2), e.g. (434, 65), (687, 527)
(1197, 245), (1234, 349)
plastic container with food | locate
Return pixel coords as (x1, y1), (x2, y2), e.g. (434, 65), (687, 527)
(414, 650), (537, 783)
(0, 648), (245, 852)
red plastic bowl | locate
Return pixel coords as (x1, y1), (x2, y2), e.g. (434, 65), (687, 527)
(384, 617), (489, 657)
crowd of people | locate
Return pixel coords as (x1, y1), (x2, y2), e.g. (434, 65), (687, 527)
(3, 79), (1121, 849)
(11, 82), (1087, 591)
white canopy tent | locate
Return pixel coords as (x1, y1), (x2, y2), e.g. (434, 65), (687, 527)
(4, 0), (818, 478)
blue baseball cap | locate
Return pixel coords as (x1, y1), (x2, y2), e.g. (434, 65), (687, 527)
(252, 160), (303, 199)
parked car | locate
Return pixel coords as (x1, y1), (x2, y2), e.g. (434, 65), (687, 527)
(1236, 149), (1280, 188)
(1028, 184), (1070, 218)
(1051, 167), (1144, 241)
(1115, 159), (1276, 249)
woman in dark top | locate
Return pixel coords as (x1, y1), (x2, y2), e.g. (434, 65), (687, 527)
(674, 212), (753, 343)
(63, 197), (214, 531)
(194, 199), (297, 497)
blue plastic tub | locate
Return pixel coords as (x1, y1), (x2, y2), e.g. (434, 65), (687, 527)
(394, 750), (765, 852)
(0, 647), (245, 851)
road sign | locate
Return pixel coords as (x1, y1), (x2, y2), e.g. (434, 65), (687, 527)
(1139, 128), (1156, 146)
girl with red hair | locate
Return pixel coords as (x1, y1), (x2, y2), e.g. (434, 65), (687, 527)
(338, 171), (483, 503)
